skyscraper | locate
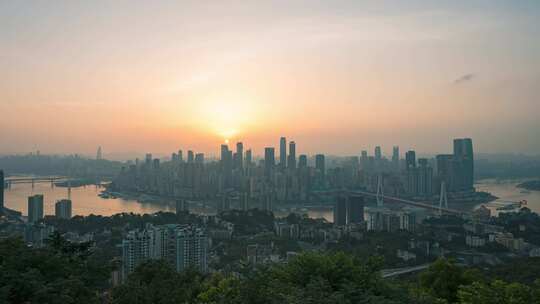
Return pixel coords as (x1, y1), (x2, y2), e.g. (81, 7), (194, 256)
(219, 194), (230, 212)
(375, 146), (382, 160)
(178, 150), (183, 162)
(152, 158), (160, 170)
(315, 154), (325, 174)
(96, 146), (102, 160)
(261, 193), (273, 211)
(298, 154), (308, 169)
(405, 150), (416, 169)
(175, 226), (208, 272)
(221, 144), (229, 162)
(176, 199), (189, 214)
(347, 195), (365, 224)
(315, 154), (326, 187)
(453, 138), (474, 191)
(436, 154), (455, 191)
(360, 150), (368, 170)
(264, 147), (275, 178)
(236, 142), (244, 169)
(392, 146), (399, 170)
(241, 192), (249, 211)
(195, 153), (204, 164)
(245, 149), (252, 166)
(0, 170), (4, 211)
(279, 137), (287, 169)
(417, 158), (433, 197)
(187, 150), (194, 163)
(288, 141), (296, 170)
(28, 195), (44, 223)
(333, 196), (347, 226)
(122, 224), (208, 278)
(55, 199), (72, 219)
(220, 144), (233, 187)
(145, 153), (152, 166)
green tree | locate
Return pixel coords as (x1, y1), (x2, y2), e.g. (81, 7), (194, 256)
(458, 280), (540, 304)
(418, 258), (481, 303)
(197, 273), (243, 304)
(0, 236), (109, 304)
(111, 260), (205, 304)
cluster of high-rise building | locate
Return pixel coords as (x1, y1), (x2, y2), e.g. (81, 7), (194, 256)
(436, 138), (475, 192)
(112, 137), (476, 212)
(333, 195), (365, 226)
(121, 224), (208, 279)
(113, 137), (331, 211)
(26, 194), (72, 223)
(358, 139), (475, 201)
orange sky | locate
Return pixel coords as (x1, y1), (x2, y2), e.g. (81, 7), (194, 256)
(1, 1), (539, 159)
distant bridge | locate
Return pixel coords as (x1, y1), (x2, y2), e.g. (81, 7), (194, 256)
(4, 176), (73, 188)
(352, 190), (465, 215)
(312, 189), (466, 216)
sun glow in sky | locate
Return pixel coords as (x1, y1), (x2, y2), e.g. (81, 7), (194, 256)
(195, 98), (259, 141)
(1, 1), (539, 159)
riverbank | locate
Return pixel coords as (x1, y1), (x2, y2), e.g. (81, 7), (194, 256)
(517, 180), (540, 191)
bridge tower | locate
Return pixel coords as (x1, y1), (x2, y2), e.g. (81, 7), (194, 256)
(67, 179), (72, 200)
(376, 174), (384, 208)
(438, 181), (448, 216)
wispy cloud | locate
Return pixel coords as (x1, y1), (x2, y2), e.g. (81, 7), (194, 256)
(453, 73), (475, 84)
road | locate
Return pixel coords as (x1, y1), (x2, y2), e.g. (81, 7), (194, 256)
(381, 264), (430, 278)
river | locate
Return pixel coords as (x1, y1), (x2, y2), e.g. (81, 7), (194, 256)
(3, 179), (539, 220)
(475, 179), (540, 216)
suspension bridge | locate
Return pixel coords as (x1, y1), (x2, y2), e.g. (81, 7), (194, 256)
(312, 174), (466, 216)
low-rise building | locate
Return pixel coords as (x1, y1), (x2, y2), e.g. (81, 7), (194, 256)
(466, 235), (486, 248)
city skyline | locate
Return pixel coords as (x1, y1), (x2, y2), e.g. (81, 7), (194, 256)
(1, 136), (534, 161)
(1, 1), (539, 156)
(2, 2), (540, 302)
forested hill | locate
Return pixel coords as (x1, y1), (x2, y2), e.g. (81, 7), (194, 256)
(0, 154), (123, 179)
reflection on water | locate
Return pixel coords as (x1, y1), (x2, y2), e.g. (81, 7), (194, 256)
(475, 179), (540, 216)
(5, 183), (173, 217)
(4, 179), (538, 219)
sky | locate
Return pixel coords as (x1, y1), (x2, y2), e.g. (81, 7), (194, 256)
(1, 0), (539, 159)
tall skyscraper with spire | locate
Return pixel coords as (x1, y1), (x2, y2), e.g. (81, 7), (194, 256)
(96, 146), (102, 160)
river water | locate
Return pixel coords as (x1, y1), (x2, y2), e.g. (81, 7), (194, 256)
(4, 179), (539, 219)
(475, 179), (540, 216)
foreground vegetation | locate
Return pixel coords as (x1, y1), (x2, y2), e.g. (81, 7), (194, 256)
(1, 236), (539, 304)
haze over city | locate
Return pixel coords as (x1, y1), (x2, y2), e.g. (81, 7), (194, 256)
(4, 1), (540, 303)
(1, 1), (539, 158)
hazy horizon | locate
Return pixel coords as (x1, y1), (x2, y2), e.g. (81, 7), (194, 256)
(2, 1), (539, 156)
